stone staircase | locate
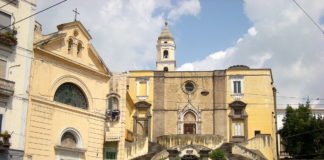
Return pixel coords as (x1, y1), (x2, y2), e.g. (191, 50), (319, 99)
(132, 142), (165, 160)
(219, 143), (253, 160)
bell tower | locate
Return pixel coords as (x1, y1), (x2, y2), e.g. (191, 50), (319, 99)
(156, 22), (176, 71)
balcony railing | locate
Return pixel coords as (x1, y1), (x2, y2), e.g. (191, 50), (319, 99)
(231, 93), (244, 100)
(0, 78), (15, 96)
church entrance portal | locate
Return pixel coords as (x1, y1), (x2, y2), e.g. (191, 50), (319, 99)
(181, 155), (199, 160)
(184, 123), (196, 134)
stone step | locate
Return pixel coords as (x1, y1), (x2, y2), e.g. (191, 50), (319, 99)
(132, 142), (165, 160)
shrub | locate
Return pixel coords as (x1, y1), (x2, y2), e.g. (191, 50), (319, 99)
(209, 149), (226, 160)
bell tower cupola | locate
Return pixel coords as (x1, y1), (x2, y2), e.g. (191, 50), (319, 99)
(156, 22), (176, 71)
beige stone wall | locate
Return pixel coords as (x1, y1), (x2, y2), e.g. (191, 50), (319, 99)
(152, 71), (227, 141)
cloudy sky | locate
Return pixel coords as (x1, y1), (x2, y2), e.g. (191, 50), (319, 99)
(36, 0), (324, 108)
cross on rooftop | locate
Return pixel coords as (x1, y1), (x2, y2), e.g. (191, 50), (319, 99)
(73, 8), (80, 21)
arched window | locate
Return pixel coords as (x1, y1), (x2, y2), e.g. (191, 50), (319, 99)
(163, 67), (168, 72)
(184, 111), (196, 122)
(68, 39), (73, 52)
(61, 132), (77, 148)
(77, 43), (82, 55)
(163, 50), (168, 58)
(108, 97), (119, 110)
(54, 83), (88, 109)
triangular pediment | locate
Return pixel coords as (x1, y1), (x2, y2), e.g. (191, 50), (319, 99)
(34, 21), (111, 76)
(182, 103), (199, 113)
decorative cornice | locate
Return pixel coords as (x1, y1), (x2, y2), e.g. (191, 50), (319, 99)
(34, 47), (110, 79)
(55, 145), (87, 153)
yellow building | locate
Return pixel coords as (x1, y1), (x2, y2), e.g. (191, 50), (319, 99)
(23, 21), (125, 160)
(126, 24), (278, 160)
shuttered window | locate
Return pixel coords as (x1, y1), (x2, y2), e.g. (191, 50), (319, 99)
(0, 11), (11, 28)
(0, 59), (6, 78)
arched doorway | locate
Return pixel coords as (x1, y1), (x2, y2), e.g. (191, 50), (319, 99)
(181, 155), (199, 160)
(183, 111), (196, 134)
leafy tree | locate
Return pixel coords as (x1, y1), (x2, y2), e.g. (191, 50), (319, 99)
(279, 101), (324, 159)
(209, 149), (226, 160)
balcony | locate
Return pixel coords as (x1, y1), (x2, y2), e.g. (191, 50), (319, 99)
(231, 93), (244, 100)
(0, 31), (17, 46)
(0, 78), (15, 96)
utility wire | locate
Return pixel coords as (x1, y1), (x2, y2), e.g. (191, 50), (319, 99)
(0, 0), (16, 9)
(0, 0), (67, 31)
(292, 0), (324, 34)
(282, 127), (324, 139)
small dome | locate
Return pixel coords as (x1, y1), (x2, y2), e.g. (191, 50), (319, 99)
(158, 22), (174, 40)
(228, 65), (250, 70)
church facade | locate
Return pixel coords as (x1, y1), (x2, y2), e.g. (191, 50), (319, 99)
(23, 21), (133, 160)
(127, 23), (278, 160)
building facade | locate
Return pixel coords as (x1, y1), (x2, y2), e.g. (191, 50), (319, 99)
(23, 21), (128, 160)
(127, 23), (278, 160)
(0, 0), (36, 159)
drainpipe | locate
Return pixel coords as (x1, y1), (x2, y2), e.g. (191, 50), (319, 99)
(273, 87), (279, 160)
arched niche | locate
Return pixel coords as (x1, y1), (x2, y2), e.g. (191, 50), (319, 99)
(55, 127), (86, 159)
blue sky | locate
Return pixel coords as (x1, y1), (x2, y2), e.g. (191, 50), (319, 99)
(174, 0), (251, 66)
(36, 0), (324, 108)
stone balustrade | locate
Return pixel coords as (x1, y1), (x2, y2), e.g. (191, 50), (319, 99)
(125, 137), (149, 159)
(157, 134), (224, 150)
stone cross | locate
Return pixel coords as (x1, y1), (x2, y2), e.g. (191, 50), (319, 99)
(73, 8), (80, 21)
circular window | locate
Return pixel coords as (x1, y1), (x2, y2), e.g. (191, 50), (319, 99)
(185, 82), (194, 92)
(182, 81), (197, 94)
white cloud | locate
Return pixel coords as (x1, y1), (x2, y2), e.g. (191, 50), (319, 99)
(36, 0), (201, 71)
(168, 0), (201, 21)
(177, 0), (324, 107)
(248, 27), (257, 36)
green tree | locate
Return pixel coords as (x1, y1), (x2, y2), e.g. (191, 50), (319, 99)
(209, 149), (226, 160)
(279, 101), (324, 159)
